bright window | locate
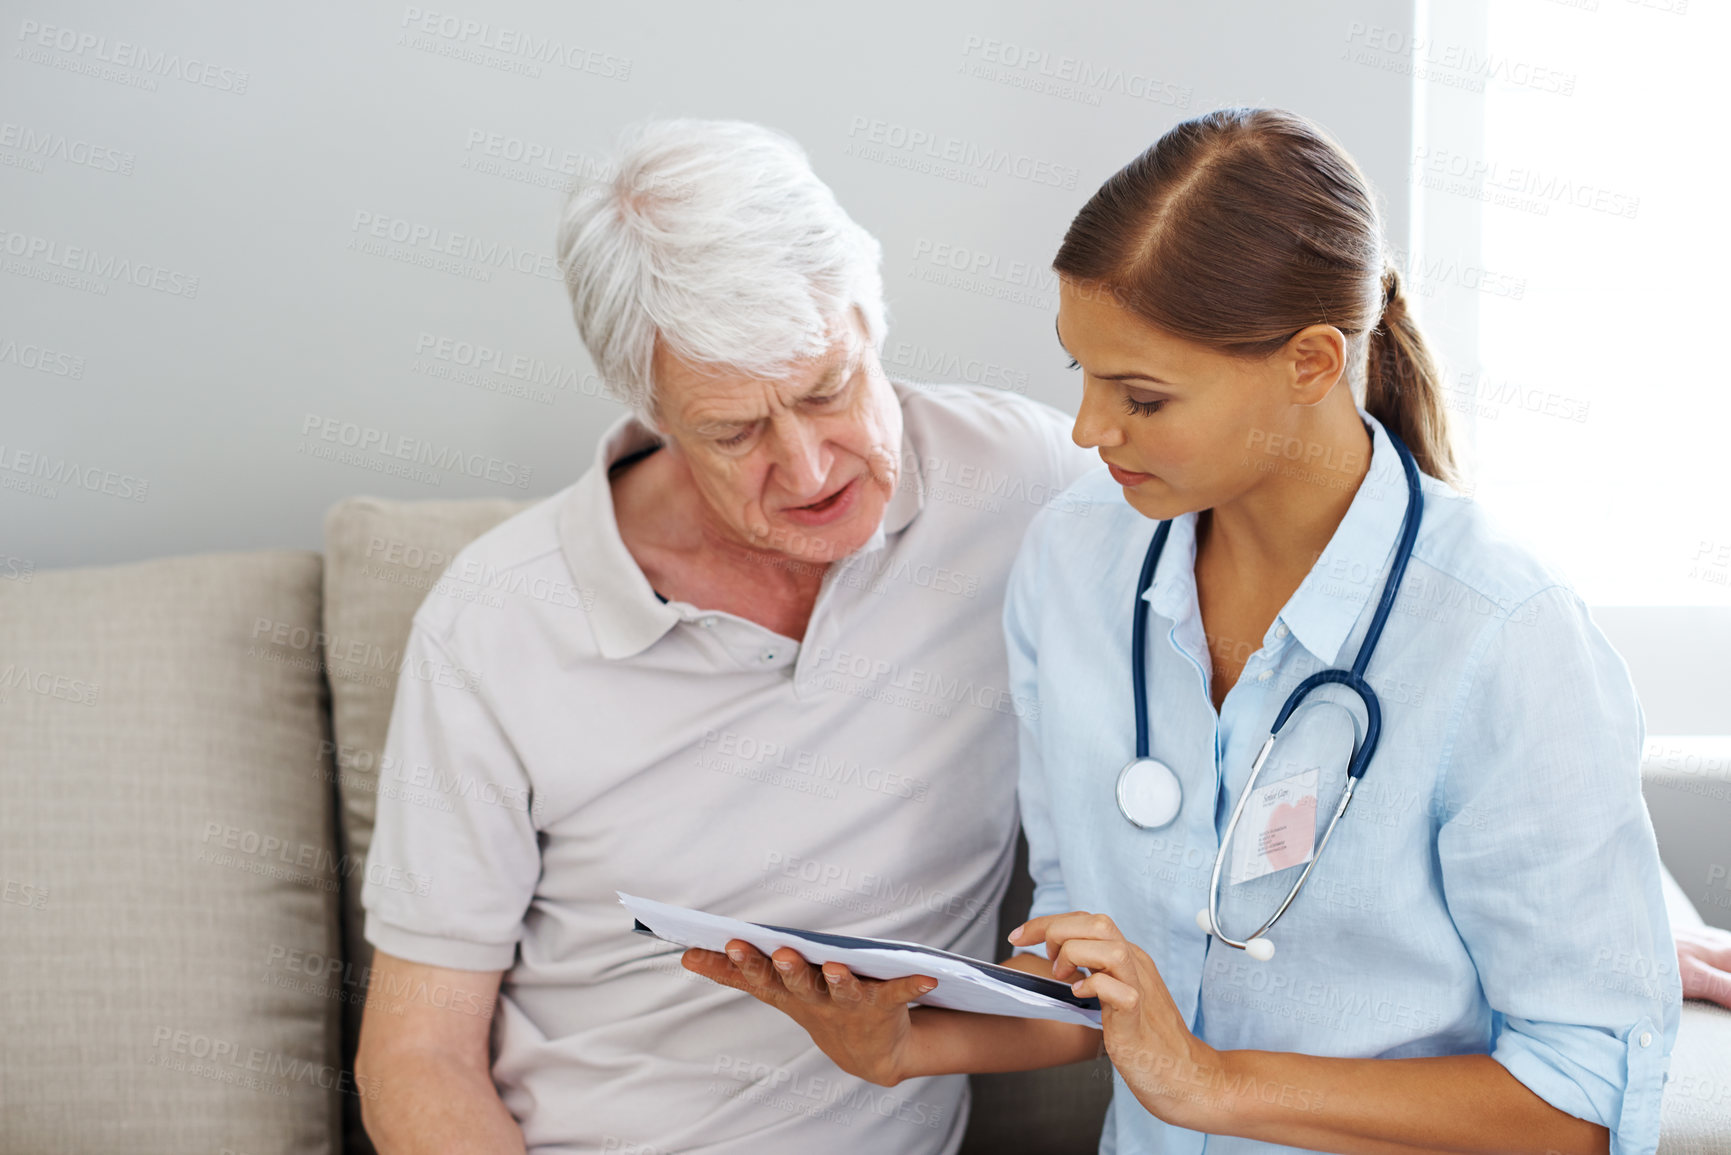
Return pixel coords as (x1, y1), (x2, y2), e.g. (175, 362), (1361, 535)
(1453, 0), (1727, 606)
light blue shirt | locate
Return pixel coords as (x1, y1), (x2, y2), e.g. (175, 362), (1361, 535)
(1003, 411), (1680, 1155)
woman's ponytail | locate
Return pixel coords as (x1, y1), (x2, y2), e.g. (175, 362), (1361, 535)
(1365, 267), (1458, 483)
(1053, 107), (1463, 488)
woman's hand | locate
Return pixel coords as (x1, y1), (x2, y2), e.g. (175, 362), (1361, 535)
(1009, 911), (1225, 1130)
(681, 939), (938, 1087)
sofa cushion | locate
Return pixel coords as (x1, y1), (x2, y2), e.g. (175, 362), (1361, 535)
(1641, 736), (1731, 933)
(319, 495), (530, 1151)
(1660, 1003), (1731, 1154)
(319, 496), (531, 965)
(0, 552), (344, 1154)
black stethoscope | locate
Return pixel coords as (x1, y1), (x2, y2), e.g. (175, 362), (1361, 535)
(1115, 428), (1424, 961)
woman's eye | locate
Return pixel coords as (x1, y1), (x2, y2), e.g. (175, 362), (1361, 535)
(716, 427), (753, 448)
(1120, 395), (1164, 417)
(1065, 357), (1081, 371)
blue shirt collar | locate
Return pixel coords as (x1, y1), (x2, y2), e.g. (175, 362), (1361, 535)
(1283, 411), (1411, 666)
(1142, 410), (1413, 669)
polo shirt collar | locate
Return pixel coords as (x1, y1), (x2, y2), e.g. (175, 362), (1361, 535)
(560, 399), (926, 661)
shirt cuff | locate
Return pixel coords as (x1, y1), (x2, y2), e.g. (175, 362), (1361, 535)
(1613, 1016), (1667, 1155)
(364, 912), (520, 973)
(1492, 1015), (1665, 1155)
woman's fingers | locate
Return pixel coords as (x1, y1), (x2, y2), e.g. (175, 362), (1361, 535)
(1007, 911), (1069, 950)
(1057, 936), (1136, 977)
(1072, 967), (1141, 1013)
(1012, 911), (1125, 961)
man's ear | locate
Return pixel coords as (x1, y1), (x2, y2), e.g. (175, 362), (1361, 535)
(1284, 324), (1348, 407)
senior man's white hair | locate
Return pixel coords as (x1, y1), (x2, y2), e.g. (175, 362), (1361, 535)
(555, 118), (887, 430)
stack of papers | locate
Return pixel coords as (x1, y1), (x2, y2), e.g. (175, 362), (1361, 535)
(619, 892), (1102, 1028)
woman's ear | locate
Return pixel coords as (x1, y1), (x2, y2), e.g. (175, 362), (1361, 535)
(1284, 324), (1348, 406)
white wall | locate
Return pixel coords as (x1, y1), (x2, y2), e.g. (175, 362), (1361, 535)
(1, 0), (1417, 569)
(6, 0), (1723, 919)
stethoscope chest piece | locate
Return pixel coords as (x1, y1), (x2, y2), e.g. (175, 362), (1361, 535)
(1116, 758), (1183, 830)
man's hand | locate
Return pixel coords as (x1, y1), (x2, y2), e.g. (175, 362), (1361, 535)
(1677, 925), (1731, 1007)
(682, 940), (935, 1087)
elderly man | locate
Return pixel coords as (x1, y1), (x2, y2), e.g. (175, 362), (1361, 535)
(354, 119), (1095, 1153)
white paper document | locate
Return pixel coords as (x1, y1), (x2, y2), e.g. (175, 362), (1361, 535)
(619, 892), (1103, 1028)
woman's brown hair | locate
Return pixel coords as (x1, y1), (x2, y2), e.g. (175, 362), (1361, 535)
(1053, 107), (1458, 483)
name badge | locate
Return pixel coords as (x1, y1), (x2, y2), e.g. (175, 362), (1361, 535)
(1229, 767), (1320, 886)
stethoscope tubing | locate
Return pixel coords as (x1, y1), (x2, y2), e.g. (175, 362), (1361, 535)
(1125, 427), (1425, 952)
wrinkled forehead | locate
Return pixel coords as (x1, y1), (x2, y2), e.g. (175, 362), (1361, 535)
(655, 314), (867, 422)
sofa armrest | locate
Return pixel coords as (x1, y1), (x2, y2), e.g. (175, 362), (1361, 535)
(1641, 740), (1731, 1152)
(1641, 737), (1731, 932)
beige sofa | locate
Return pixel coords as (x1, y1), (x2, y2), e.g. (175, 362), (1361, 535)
(2, 495), (1727, 1154)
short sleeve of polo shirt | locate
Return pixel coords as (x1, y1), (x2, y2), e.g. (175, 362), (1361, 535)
(360, 621), (540, 972)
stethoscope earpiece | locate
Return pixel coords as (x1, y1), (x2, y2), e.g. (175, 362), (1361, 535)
(1194, 908), (1275, 961)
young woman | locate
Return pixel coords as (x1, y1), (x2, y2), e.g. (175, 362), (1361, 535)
(684, 108), (1679, 1154)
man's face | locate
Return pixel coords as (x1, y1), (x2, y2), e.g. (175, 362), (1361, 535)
(651, 308), (903, 564)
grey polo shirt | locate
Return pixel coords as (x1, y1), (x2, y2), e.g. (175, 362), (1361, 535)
(361, 378), (1096, 1154)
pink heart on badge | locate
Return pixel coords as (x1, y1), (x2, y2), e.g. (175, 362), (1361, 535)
(1265, 797), (1317, 871)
